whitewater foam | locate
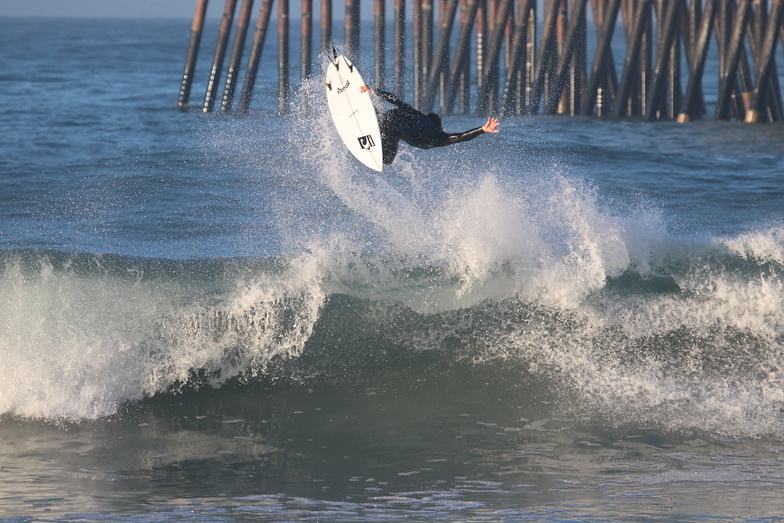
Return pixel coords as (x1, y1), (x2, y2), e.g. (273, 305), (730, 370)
(4, 79), (784, 438)
(719, 226), (784, 266)
(0, 252), (326, 419)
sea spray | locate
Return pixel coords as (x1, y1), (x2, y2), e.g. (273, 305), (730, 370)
(3, 75), (782, 439)
(276, 107), (784, 435)
(0, 254), (158, 418)
(143, 250), (327, 389)
(0, 251), (326, 419)
(288, 80), (638, 311)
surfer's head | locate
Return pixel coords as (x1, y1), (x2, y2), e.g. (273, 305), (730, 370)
(427, 113), (442, 129)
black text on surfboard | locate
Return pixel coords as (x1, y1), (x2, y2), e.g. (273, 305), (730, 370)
(357, 135), (375, 150)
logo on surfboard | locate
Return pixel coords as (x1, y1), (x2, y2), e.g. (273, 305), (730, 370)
(337, 80), (350, 93)
(358, 135), (375, 150)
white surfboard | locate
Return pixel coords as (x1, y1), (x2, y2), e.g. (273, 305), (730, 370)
(325, 55), (384, 172)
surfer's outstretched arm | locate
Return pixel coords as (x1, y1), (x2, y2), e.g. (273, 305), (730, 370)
(444, 118), (500, 145)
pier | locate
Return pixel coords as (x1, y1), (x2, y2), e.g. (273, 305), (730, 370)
(178, 0), (784, 122)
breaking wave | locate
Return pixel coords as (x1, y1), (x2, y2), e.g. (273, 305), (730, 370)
(1, 80), (782, 440)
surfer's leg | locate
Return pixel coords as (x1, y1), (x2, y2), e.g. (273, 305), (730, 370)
(379, 113), (401, 165)
(383, 138), (399, 164)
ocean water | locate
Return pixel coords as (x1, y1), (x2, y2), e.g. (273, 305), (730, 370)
(2, 15), (784, 522)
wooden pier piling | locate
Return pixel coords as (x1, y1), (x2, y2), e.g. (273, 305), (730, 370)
(545, 0), (588, 114)
(278, 0), (289, 113)
(530, 0), (561, 114)
(716, 0), (751, 119)
(457, 0), (472, 113)
(444, 0), (479, 111)
(394, 0), (407, 96)
(438, 0), (450, 110)
(747, 0), (784, 121)
(678, 0), (717, 121)
(413, 0), (424, 108)
(345, 0), (360, 61)
(581, 0), (621, 115)
(301, 0), (313, 111)
(221, 0), (254, 112)
(238, 0), (274, 113)
(320, 0), (332, 52)
(476, 0), (514, 114)
(203, 0), (237, 113)
(178, 0), (209, 110)
(616, 0), (652, 117)
(375, 0), (387, 87)
(499, 0), (532, 115)
(180, 0), (784, 122)
(424, 0), (459, 110)
(524, 0), (537, 113)
(475, 0), (487, 111)
(423, 0), (435, 106)
(645, 0), (683, 120)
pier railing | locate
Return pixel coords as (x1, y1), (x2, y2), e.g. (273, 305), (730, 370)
(178, 0), (784, 122)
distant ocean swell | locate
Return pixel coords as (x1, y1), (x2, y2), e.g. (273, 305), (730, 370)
(1, 220), (783, 436)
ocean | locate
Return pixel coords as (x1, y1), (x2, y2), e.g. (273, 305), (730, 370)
(1, 14), (784, 522)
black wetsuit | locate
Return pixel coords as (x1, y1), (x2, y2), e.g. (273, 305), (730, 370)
(373, 89), (485, 165)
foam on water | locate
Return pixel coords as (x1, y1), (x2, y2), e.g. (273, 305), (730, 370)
(1, 78), (782, 439)
(289, 87), (650, 312)
(720, 226), (784, 265)
(281, 88), (784, 438)
(0, 252), (326, 419)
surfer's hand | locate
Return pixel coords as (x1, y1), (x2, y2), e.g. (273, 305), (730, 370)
(360, 85), (371, 94)
(482, 117), (500, 133)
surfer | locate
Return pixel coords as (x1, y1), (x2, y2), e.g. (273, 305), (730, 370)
(360, 85), (500, 165)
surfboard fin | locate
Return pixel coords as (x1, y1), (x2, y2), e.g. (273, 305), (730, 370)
(325, 81), (332, 91)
